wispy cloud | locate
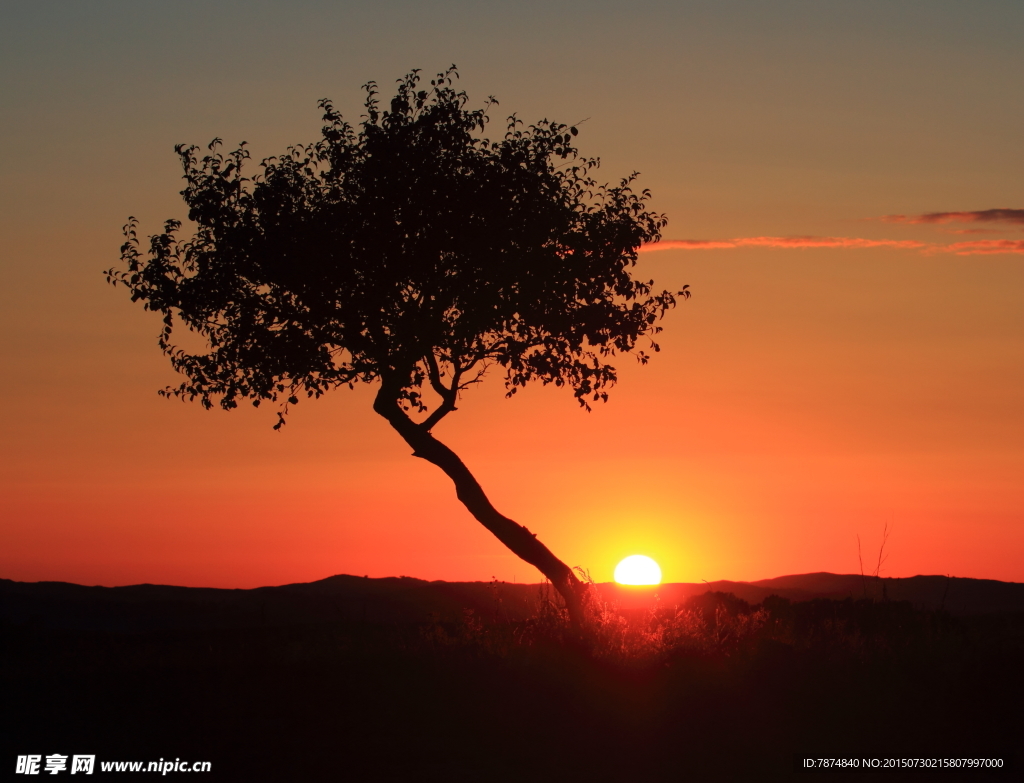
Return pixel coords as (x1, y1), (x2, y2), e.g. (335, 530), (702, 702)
(879, 209), (1024, 225)
(639, 208), (1024, 257)
(734, 236), (927, 250)
(640, 236), (927, 252)
(940, 239), (1024, 255)
(640, 236), (1024, 256)
(640, 239), (740, 251)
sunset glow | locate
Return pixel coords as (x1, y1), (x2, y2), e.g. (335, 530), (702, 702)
(614, 556), (662, 586)
(1, 2), (1023, 592)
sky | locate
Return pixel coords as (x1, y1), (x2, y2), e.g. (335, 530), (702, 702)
(2, 0), (1022, 587)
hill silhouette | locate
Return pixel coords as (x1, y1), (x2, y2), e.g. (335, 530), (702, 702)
(2, 571), (1021, 632)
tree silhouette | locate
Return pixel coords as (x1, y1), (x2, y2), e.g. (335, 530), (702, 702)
(107, 67), (687, 624)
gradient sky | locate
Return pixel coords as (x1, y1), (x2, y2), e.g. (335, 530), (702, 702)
(2, 0), (1022, 587)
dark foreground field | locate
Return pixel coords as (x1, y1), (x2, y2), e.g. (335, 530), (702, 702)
(2, 575), (1021, 781)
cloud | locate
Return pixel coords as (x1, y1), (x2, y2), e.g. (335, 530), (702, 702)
(734, 236), (927, 250)
(639, 236), (927, 252)
(938, 239), (1024, 256)
(880, 209), (1024, 225)
(637, 209), (1024, 256)
(639, 236), (1024, 256)
(640, 239), (740, 251)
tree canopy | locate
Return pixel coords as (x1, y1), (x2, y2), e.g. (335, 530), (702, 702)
(108, 67), (686, 624)
(109, 67), (684, 429)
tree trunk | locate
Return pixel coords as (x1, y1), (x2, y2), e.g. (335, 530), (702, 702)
(373, 384), (586, 626)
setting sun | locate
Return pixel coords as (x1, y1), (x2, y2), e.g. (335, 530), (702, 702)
(614, 555), (662, 585)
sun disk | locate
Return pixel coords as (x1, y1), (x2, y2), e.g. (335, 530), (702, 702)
(614, 555), (662, 585)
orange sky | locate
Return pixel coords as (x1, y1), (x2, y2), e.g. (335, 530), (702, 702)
(2, 1), (1022, 587)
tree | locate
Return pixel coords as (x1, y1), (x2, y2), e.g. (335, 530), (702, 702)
(107, 67), (687, 625)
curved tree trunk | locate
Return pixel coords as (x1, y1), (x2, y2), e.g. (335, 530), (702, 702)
(373, 384), (586, 626)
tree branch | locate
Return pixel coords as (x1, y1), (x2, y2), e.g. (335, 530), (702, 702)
(419, 352), (460, 431)
(424, 351), (454, 399)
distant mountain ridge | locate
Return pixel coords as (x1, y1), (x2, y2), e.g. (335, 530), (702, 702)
(1, 572), (1021, 632)
(685, 572), (1024, 614)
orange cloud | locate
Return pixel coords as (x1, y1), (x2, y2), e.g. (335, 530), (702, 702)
(641, 236), (1024, 256)
(735, 236), (927, 250)
(640, 236), (927, 252)
(939, 239), (1024, 255)
(640, 239), (740, 251)
(880, 209), (1024, 225)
